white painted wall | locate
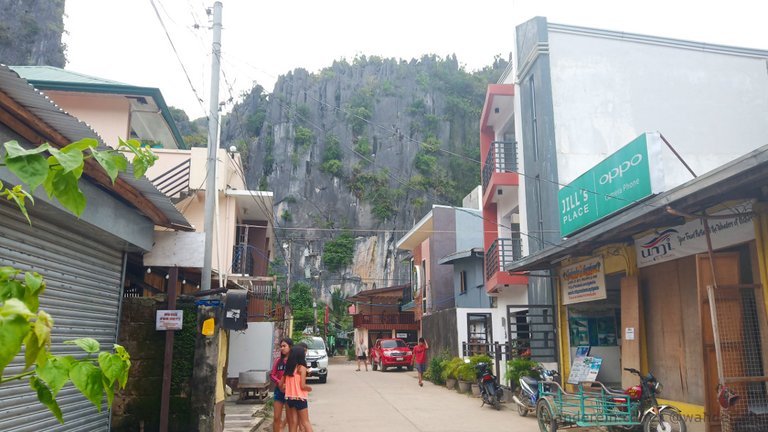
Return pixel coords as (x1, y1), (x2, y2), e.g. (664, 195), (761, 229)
(548, 30), (768, 188)
(227, 322), (275, 378)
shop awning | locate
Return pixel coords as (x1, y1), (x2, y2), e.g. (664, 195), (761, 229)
(506, 143), (768, 273)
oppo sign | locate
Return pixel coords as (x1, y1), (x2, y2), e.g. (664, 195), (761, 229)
(599, 153), (643, 185)
(558, 133), (664, 237)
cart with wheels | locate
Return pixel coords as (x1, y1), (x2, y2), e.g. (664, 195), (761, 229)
(535, 381), (640, 431)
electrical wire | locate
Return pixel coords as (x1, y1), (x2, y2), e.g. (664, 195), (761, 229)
(149, 0), (208, 118)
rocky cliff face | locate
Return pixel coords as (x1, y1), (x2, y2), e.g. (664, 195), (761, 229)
(0, 0), (66, 67)
(220, 55), (507, 299)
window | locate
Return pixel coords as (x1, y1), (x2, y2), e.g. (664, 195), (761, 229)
(459, 270), (467, 294)
(381, 340), (407, 349)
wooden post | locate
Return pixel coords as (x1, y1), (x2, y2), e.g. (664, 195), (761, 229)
(159, 266), (178, 432)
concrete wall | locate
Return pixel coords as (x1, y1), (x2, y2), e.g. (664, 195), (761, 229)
(454, 207), (482, 252)
(44, 91), (130, 149)
(452, 256), (488, 309)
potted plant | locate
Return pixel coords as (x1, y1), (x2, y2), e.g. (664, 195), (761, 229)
(456, 362), (475, 393)
(505, 357), (539, 389)
(441, 357), (464, 390)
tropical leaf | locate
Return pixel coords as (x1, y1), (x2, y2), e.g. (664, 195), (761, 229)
(37, 355), (74, 396)
(69, 362), (105, 410)
(65, 337), (100, 354)
(29, 376), (64, 424)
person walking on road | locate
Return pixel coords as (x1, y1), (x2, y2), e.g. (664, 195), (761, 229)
(355, 338), (368, 371)
(412, 338), (429, 387)
(280, 345), (314, 432)
(270, 337), (293, 432)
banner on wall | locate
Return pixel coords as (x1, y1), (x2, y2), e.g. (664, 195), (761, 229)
(635, 202), (755, 268)
(560, 257), (607, 305)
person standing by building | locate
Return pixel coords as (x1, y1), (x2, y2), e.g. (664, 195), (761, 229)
(355, 338), (368, 371)
(270, 337), (293, 432)
(281, 345), (314, 432)
(412, 338), (429, 387)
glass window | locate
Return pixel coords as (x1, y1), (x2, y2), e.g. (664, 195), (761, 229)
(381, 340), (407, 348)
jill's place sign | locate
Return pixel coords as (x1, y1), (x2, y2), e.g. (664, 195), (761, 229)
(558, 133), (665, 237)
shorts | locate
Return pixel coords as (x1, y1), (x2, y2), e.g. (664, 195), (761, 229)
(357, 354), (367, 360)
(415, 363), (427, 373)
(273, 387), (286, 403)
(286, 398), (308, 410)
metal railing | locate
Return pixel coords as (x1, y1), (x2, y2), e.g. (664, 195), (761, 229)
(231, 244), (254, 276)
(485, 238), (522, 280)
(150, 158), (191, 198)
(482, 140), (518, 191)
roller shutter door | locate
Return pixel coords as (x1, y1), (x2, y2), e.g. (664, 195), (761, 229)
(0, 203), (124, 431)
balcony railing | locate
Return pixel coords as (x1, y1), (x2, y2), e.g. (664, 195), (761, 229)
(150, 158), (191, 198)
(485, 238), (523, 280)
(232, 244), (254, 276)
(482, 140), (518, 192)
(353, 313), (416, 327)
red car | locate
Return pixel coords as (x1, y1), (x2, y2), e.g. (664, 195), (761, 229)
(371, 338), (413, 372)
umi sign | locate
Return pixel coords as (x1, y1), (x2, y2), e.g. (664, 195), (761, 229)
(635, 202), (755, 268)
(558, 133), (665, 237)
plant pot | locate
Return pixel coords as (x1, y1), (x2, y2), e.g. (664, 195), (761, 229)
(457, 380), (471, 393)
(470, 383), (482, 397)
(445, 378), (457, 389)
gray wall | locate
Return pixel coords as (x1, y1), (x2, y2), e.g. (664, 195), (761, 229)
(452, 255), (489, 309)
(454, 208), (482, 251)
(429, 207), (457, 311)
(516, 17), (559, 309)
(422, 307), (459, 358)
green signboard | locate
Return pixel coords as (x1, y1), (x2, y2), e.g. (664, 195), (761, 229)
(558, 133), (663, 237)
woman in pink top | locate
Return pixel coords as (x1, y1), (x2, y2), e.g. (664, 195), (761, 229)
(270, 337), (293, 432)
(280, 346), (313, 432)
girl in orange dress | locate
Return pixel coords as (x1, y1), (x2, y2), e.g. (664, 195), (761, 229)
(280, 346), (313, 432)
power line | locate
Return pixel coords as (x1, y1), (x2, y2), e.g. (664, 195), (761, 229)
(149, 0), (208, 117)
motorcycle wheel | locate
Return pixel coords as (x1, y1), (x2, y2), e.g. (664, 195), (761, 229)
(514, 387), (529, 417)
(536, 398), (558, 432)
(642, 410), (687, 432)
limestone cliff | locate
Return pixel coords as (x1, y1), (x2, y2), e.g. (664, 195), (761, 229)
(0, 0), (66, 67)
(220, 55), (507, 299)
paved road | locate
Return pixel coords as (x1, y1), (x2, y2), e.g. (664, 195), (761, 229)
(306, 356), (542, 432)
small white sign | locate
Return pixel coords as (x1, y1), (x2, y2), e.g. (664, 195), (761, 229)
(625, 327), (635, 341)
(156, 310), (183, 331)
(396, 333), (408, 338)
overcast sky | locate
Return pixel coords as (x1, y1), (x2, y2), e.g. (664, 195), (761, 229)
(64, 0), (768, 119)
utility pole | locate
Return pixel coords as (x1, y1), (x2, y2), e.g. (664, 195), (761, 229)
(201, 1), (222, 292)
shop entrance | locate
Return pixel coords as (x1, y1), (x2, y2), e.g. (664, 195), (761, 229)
(566, 273), (623, 387)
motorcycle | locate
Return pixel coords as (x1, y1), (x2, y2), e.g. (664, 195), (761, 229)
(512, 366), (559, 417)
(607, 367), (687, 432)
(474, 362), (504, 410)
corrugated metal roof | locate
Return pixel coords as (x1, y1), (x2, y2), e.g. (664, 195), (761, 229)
(0, 64), (192, 230)
(10, 65), (128, 86)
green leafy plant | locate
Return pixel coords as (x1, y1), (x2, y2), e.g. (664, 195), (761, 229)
(456, 362), (476, 382)
(505, 357), (539, 388)
(0, 138), (152, 423)
(469, 354), (493, 367)
(425, 350), (449, 385)
(440, 357), (465, 381)
(322, 233), (355, 272)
